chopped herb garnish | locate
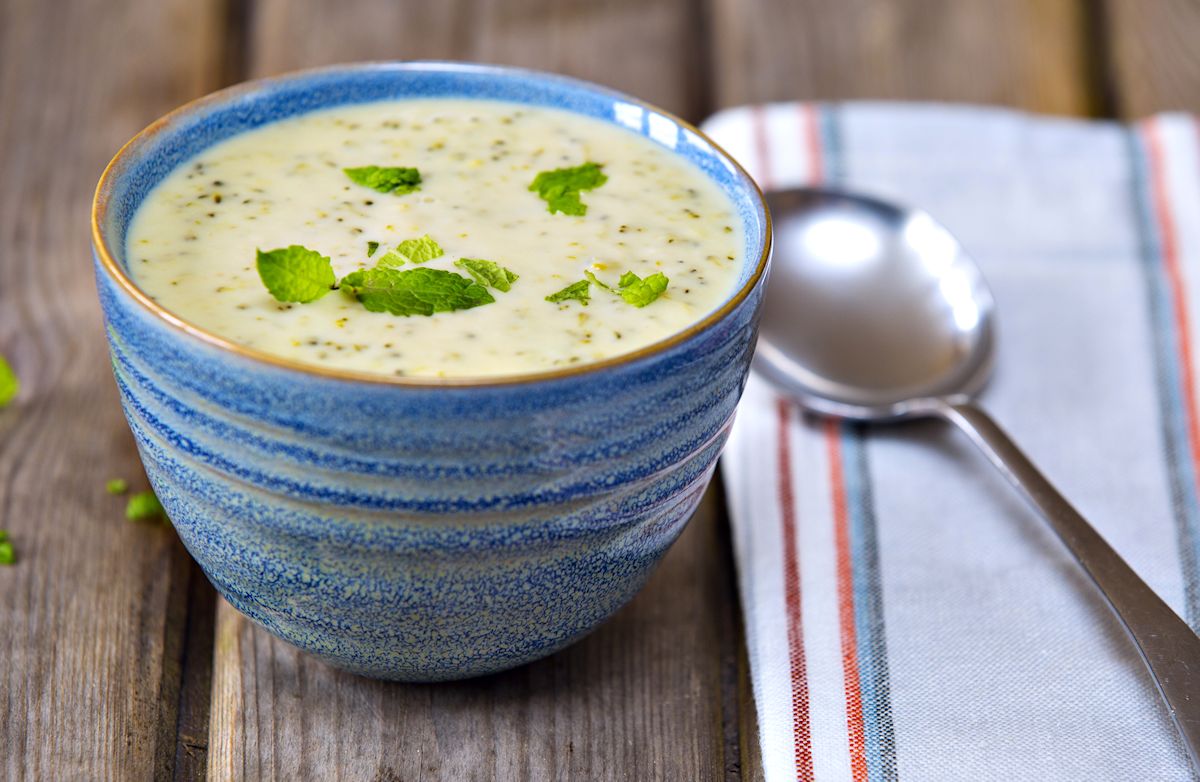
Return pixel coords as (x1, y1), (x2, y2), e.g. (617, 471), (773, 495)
(585, 270), (670, 307)
(545, 280), (591, 305)
(375, 249), (407, 268)
(343, 166), (421, 195)
(340, 266), (494, 317)
(106, 479), (129, 495)
(584, 270), (615, 292)
(366, 241), (380, 257)
(528, 162), (607, 216)
(0, 355), (17, 408)
(455, 258), (519, 292)
(126, 491), (166, 522)
(256, 245), (336, 303)
(0, 530), (13, 565)
(618, 271), (670, 307)
(393, 235), (444, 265)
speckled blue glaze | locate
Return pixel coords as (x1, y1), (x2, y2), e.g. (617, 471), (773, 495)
(92, 62), (770, 681)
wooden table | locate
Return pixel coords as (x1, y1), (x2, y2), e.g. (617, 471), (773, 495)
(2, 1), (1198, 779)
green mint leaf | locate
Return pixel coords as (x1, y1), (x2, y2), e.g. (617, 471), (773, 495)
(395, 235), (444, 264)
(455, 258), (518, 292)
(375, 249), (407, 268)
(584, 270), (615, 292)
(344, 166), (421, 195)
(545, 280), (591, 305)
(0, 531), (13, 565)
(0, 355), (18, 408)
(373, 237), (443, 269)
(618, 271), (670, 307)
(367, 241), (380, 257)
(106, 479), (129, 495)
(340, 267), (494, 317)
(585, 270), (670, 307)
(256, 245), (336, 303)
(528, 162), (607, 216)
(126, 491), (165, 522)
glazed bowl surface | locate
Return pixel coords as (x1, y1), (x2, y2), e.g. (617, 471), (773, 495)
(92, 61), (770, 681)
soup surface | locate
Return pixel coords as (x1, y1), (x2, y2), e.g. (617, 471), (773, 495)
(127, 99), (743, 378)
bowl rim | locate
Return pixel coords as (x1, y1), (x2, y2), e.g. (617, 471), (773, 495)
(92, 60), (772, 389)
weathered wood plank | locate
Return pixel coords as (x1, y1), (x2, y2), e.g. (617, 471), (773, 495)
(175, 574), (219, 781)
(247, 0), (708, 120)
(709, 0), (1095, 116)
(0, 0), (226, 779)
(208, 1), (735, 780)
(1105, 0), (1200, 117)
(210, 488), (733, 781)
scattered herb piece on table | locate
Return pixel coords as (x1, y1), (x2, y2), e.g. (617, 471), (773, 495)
(545, 280), (591, 305)
(455, 258), (519, 292)
(256, 245), (336, 303)
(366, 241), (380, 258)
(0, 355), (18, 408)
(528, 162), (607, 216)
(0, 530), (14, 565)
(344, 166), (421, 195)
(126, 491), (166, 522)
(340, 267), (495, 317)
(106, 479), (129, 495)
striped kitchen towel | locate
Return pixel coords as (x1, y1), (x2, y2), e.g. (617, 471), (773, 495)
(706, 104), (1200, 781)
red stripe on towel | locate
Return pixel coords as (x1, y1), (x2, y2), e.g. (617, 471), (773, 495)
(1146, 119), (1200, 500)
(777, 399), (815, 781)
(801, 102), (869, 780)
(751, 105), (774, 189)
(826, 419), (870, 781)
(801, 104), (824, 185)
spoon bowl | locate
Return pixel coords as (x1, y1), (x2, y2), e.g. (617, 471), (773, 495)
(758, 188), (994, 418)
(758, 186), (1200, 770)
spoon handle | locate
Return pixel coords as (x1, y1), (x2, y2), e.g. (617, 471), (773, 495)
(936, 400), (1200, 768)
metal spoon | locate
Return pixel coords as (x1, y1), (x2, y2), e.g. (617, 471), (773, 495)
(757, 186), (1200, 768)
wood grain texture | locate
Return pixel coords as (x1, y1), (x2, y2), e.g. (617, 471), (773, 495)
(248, 0), (708, 120)
(175, 574), (219, 781)
(1105, 0), (1200, 116)
(209, 488), (734, 781)
(708, 0), (1095, 115)
(0, 0), (225, 779)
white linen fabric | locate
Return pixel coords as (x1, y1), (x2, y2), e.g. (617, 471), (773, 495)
(706, 103), (1200, 782)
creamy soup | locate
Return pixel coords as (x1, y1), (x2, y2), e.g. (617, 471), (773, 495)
(127, 100), (743, 378)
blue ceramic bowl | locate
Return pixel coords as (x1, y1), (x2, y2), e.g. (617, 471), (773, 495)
(92, 62), (770, 681)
